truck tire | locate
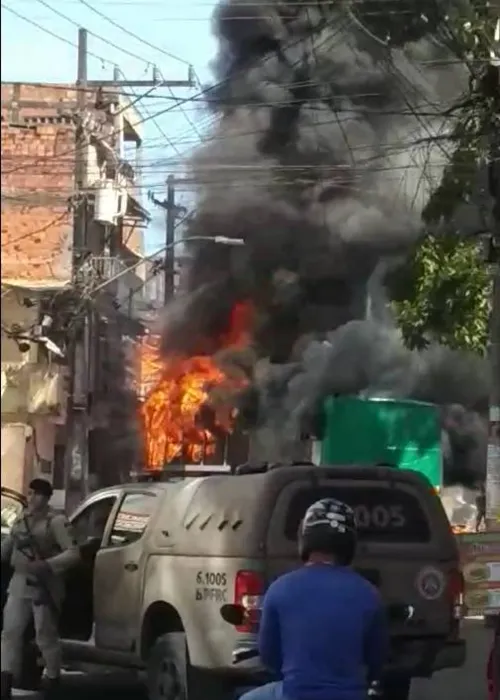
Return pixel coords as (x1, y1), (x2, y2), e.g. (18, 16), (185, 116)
(381, 677), (411, 700)
(147, 632), (229, 700)
(147, 632), (188, 700)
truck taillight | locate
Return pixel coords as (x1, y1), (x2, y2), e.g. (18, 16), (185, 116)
(234, 570), (264, 632)
(448, 569), (464, 620)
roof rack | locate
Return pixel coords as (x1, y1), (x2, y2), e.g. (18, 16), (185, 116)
(130, 464), (233, 482)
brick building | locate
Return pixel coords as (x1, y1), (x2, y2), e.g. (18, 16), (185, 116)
(1, 82), (150, 497)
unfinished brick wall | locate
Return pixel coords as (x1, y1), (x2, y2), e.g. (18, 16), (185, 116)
(1, 83), (80, 283)
(122, 219), (145, 256)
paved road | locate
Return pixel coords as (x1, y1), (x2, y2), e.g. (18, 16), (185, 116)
(12, 619), (493, 700)
(410, 618), (491, 700)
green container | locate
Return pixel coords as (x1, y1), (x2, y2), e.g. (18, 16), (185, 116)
(319, 396), (442, 488)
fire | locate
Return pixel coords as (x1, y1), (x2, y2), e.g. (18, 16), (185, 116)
(138, 302), (252, 468)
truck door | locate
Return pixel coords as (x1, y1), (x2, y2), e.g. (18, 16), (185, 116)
(93, 489), (159, 652)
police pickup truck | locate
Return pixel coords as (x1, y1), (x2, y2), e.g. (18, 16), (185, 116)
(1, 464), (465, 700)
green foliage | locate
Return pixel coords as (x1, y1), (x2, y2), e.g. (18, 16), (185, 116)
(392, 4), (497, 354)
(391, 235), (491, 353)
(423, 6), (498, 226)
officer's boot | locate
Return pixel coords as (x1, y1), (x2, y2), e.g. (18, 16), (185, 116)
(40, 676), (61, 699)
(0, 672), (13, 700)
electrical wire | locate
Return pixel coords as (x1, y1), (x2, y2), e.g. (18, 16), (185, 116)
(1, 3), (113, 66)
(156, 67), (206, 142)
(2, 78), (492, 104)
(2, 85), (204, 175)
(4, 0), (490, 182)
(17, 0), (494, 7)
(34, 0), (154, 66)
(1, 210), (72, 247)
(113, 65), (184, 157)
(5, 124), (496, 174)
(73, 0), (209, 142)
(2, 93), (475, 172)
(3, 5), (495, 214)
(76, 0), (192, 66)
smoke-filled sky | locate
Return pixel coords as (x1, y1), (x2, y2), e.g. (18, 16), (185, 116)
(159, 0), (490, 485)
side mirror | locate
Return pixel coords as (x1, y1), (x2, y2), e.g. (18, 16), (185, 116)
(220, 604), (245, 626)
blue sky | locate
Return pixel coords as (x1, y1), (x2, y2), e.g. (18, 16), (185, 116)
(1, 0), (219, 252)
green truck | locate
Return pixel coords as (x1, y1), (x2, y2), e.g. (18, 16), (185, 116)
(312, 395), (443, 489)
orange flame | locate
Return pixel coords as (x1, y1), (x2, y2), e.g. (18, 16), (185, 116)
(138, 302), (252, 468)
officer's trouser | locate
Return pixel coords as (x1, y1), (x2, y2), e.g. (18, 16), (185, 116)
(1, 594), (61, 679)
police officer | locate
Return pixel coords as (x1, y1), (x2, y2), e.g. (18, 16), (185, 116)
(1, 478), (80, 699)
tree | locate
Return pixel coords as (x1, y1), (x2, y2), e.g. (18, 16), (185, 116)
(391, 235), (491, 352)
(390, 3), (498, 353)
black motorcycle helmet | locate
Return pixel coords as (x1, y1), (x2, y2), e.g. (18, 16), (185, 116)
(298, 497), (358, 565)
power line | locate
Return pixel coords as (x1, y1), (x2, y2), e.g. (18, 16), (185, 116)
(4, 119), (491, 168)
(1, 210), (72, 247)
(35, 0), (153, 67)
(3, 8), (491, 185)
(2, 84), (206, 175)
(2, 89), (471, 174)
(1, 2), (113, 65)
(76, 0), (192, 66)
(156, 67), (206, 142)
(75, 0), (206, 141)
(3, 80), (492, 105)
(113, 66), (184, 157)
(16, 0), (494, 6)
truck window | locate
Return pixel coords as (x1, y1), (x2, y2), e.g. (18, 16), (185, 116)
(285, 486), (431, 543)
(71, 495), (117, 543)
(109, 492), (157, 547)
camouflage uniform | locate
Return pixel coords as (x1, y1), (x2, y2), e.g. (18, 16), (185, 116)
(0, 507), (80, 681)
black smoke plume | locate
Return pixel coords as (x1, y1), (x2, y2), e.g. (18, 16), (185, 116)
(159, 0), (488, 485)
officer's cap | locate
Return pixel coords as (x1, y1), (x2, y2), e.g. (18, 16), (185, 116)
(29, 478), (53, 499)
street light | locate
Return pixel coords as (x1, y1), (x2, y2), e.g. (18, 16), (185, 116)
(90, 235), (245, 295)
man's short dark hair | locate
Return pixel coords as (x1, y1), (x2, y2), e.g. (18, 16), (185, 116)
(29, 478), (53, 499)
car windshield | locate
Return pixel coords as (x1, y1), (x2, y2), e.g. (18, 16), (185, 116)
(1, 491), (24, 535)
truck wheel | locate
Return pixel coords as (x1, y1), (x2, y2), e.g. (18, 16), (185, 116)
(147, 633), (228, 700)
(15, 642), (43, 691)
(381, 677), (411, 700)
(147, 632), (188, 700)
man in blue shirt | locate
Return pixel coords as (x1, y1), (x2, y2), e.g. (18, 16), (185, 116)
(241, 498), (389, 700)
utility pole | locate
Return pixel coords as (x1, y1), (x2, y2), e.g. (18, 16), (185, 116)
(63, 31), (195, 510)
(485, 48), (500, 528)
(150, 177), (188, 303)
(165, 175), (176, 303)
(64, 27), (89, 514)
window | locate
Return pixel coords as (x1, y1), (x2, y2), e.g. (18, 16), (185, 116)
(108, 492), (157, 547)
(285, 486), (431, 543)
(71, 496), (117, 544)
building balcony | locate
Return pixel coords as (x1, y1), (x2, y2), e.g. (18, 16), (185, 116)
(79, 255), (129, 284)
(1, 361), (65, 417)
